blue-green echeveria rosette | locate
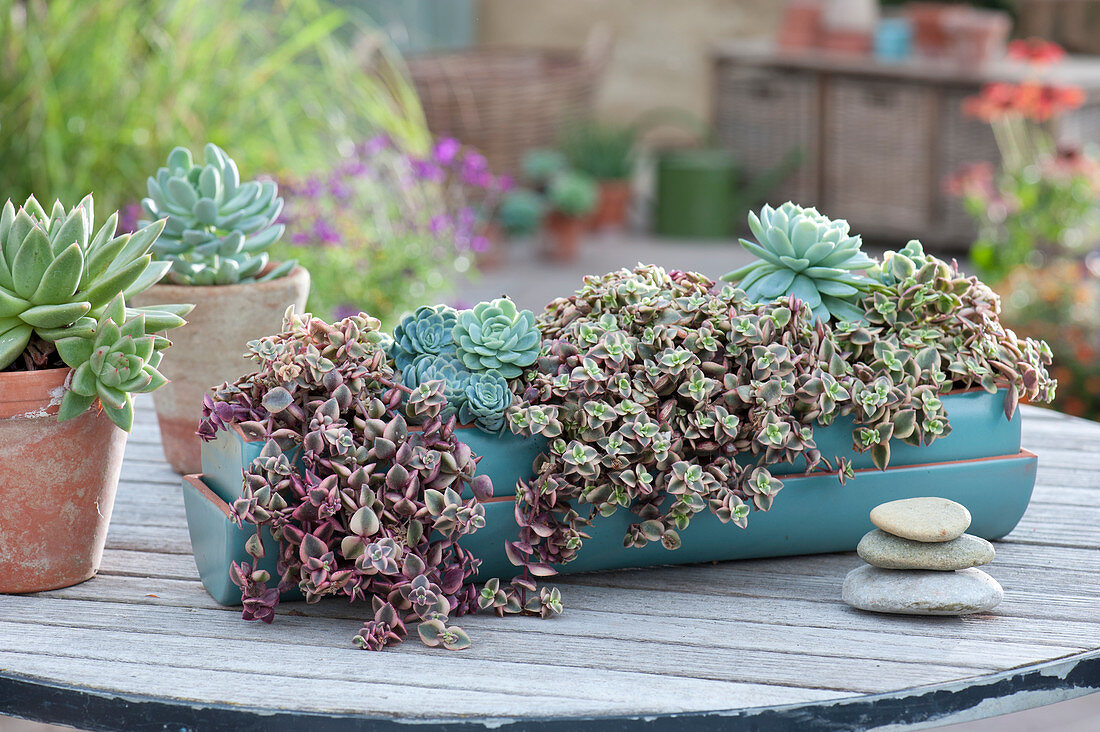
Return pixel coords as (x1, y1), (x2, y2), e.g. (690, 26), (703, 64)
(452, 298), (540, 378)
(459, 371), (513, 434)
(390, 305), (457, 371)
(402, 354), (471, 419)
(722, 202), (876, 323)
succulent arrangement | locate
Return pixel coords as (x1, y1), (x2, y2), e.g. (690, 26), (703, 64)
(499, 251), (1054, 608)
(391, 298), (540, 433)
(1, 194), (191, 429)
(140, 143), (294, 286)
(200, 308), (493, 650)
(547, 172), (599, 219)
(722, 202), (876, 322)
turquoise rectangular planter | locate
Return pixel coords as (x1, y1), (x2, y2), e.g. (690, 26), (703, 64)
(183, 389), (1034, 605)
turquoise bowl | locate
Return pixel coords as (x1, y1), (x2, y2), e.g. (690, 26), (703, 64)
(183, 389), (1033, 604)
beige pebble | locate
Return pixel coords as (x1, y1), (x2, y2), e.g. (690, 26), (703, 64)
(870, 497), (971, 543)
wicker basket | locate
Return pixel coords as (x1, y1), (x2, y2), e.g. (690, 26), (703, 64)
(712, 62), (821, 206)
(405, 32), (610, 174)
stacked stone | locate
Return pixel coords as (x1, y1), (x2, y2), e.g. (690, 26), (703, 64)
(842, 497), (1004, 616)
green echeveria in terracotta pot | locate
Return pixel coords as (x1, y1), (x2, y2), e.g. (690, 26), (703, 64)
(0, 194), (191, 593)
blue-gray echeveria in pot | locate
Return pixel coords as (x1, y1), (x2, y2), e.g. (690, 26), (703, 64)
(722, 201), (876, 323)
(452, 297), (540, 378)
(390, 304), (458, 371)
(459, 371), (514, 434)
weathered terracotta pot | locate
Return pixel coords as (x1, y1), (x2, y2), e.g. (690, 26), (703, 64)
(542, 212), (585, 263)
(132, 265), (310, 475)
(588, 179), (632, 231)
(0, 368), (128, 593)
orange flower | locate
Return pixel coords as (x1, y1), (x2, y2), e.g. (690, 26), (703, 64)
(963, 82), (1020, 122)
(1008, 38), (1066, 65)
(1030, 84), (1085, 121)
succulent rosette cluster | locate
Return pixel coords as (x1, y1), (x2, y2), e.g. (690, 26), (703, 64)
(200, 308), (495, 651)
(0, 194), (190, 430)
(391, 298), (541, 434)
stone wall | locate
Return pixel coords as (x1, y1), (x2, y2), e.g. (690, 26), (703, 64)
(476, 0), (779, 135)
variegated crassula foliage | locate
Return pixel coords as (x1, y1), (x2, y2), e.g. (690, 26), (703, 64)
(390, 298), (541, 434)
(495, 262), (1053, 613)
(141, 143), (294, 286)
(0, 195), (191, 430)
(722, 201), (877, 322)
(199, 308), (493, 651)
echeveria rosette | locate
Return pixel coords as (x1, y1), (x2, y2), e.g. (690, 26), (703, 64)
(0, 195), (178, 369)
(141, 143), (294, 286)
(458, 371), (515, 434)
(401, 354), (471, 419)
(390, 305), (458, 370)
(55, 295), (173, 431)
(722, 202), (877, 323)
(453, 298), (540, 378)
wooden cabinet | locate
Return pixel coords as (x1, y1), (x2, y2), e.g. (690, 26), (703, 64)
(711, 42), (1100, 248)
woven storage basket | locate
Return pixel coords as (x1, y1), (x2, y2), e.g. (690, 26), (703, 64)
(713, 61), (820, 206)
(824, 78), (935, 235)
(405, 32), (610, 174)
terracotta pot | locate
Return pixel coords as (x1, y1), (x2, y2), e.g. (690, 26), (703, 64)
(906, 2), (951, 57)
(777, 1), (823, 50)
(588, 180), (633, 231)
(131, 265), (310, 475)
(542, 212), (585, 263)
(0, 368), (128, 593)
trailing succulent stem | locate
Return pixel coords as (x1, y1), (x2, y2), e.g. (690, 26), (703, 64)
(201, 309), (493, 650)
(505, 260), (1053, 603)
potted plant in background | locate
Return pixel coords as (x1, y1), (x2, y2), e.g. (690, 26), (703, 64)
(543, 171), (598, 263)
(132, 143), (310, 475)
(0, 194), (190, 593)
(559, 118), (636, 230)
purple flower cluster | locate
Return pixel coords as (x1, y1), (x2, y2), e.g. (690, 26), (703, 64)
(280, 135), (509, 256)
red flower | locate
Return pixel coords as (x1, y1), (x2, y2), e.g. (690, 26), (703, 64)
(944, 162), (995, 200)
(963, 82), (1021, 122)
(963, 81), (1085, 122)
(1008, 38), (1066, 65)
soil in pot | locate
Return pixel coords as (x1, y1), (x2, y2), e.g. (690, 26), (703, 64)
(0, 368), (128, 593)
(543, 212), (585, 263)
(131, 265), (310, 475)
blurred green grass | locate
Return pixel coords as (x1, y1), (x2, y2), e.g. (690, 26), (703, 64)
(0, 0), (429, 216)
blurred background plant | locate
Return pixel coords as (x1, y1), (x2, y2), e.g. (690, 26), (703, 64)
(999, 258), (1100, 418)
(949, 38), (1096, 283)
(277, 136), (509, 325)
(558, 118), (636, 181)
(0, 0), (429, 219)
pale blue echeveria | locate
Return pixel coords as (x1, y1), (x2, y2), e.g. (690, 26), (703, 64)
(390, 304), (458, 370)
(141, 143), (294, 285)
(452, 298), (540, 378)
(458, 371), (514, 434)
(722, 202), (876, 322)
(401, 354), (470, 419)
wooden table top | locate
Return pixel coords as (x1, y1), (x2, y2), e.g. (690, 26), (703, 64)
(0, 397), (1097, 731)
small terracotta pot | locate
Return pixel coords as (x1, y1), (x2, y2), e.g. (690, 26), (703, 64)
(542, 212), (585, 263)
(588, 180), (633, 231)
(131, 265), (310, 475)
(0, 368), (128, 593)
